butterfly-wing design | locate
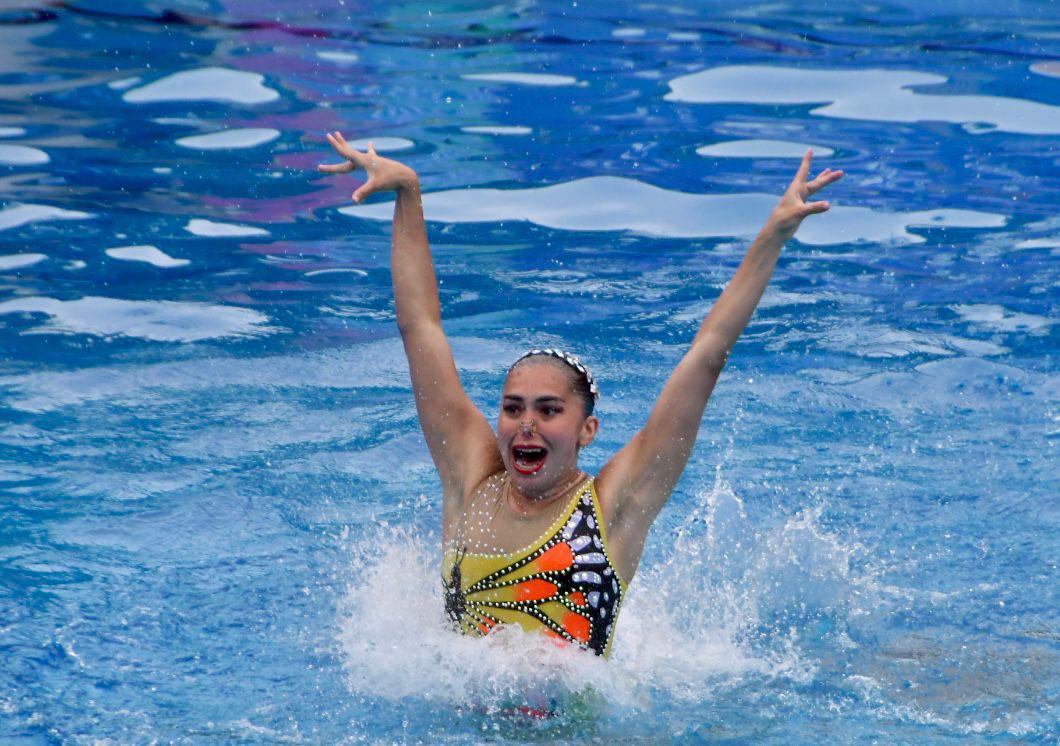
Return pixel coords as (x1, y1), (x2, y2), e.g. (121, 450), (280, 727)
(442, 480), (624, 656)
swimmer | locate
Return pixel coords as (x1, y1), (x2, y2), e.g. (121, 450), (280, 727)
(318, 132), (843, 657)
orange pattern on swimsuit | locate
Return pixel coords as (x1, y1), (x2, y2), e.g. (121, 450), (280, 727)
(442, 478), (625, 657)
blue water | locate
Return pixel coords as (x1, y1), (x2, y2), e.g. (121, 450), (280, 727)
(1, 0), (1058, 742)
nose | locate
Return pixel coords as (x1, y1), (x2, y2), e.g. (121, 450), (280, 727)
(519, 419), (537, 437)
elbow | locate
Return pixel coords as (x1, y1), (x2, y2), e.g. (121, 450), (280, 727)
(692, 334), (730, 375)
(396, 317), (417, 338)
(397, 316), (440, 340)
(703, 352), (728, 377)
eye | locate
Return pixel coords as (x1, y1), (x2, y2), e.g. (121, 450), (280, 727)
(540, 405), (561, 416)
(502, 403), (521, 415)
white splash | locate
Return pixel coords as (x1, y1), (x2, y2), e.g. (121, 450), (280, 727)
(665, 65), (1060, 135)
(612, 28), (646, 38)
(0, 126), (26, 137)
(175, 128), (280, 150)
(337, 478), (854, 711)
(463, 72), (579, 87)
(461, 125), (533, 136)
(0, 253), (47, 270)
(696, 139), (835, 158)
(184, 218), (269, 237)
(123, 67), (280, 105)
(0, 144), (48, 165)
(105, 245), (190, 268)
(0, 296), (272, 342)
(0, 203), (91, 232)
(339, 176), (1005, 244)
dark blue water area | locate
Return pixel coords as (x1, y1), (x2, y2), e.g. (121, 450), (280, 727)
(0, 0), (1057, 742)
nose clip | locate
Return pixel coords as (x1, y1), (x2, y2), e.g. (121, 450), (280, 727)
(519, 419), (537, 437)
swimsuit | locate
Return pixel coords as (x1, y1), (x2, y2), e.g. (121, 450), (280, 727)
(442, 477), (625, 657)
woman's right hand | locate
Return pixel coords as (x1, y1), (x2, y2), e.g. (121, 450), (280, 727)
(317, 131), (419, 203)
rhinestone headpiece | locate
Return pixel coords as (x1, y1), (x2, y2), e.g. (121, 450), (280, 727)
(511, 348), (600, 401)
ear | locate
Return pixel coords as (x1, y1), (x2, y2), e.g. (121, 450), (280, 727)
(577, 415), (599, 448)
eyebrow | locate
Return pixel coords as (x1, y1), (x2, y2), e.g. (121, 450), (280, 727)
(503, 395), (566, 404)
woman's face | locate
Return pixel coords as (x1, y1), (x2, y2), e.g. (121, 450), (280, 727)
(497, 362), (598, 497)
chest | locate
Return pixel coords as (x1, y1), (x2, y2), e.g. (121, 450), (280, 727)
(444, 475), (574, 556)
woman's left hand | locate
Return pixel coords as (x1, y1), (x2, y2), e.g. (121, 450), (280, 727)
(767, 150), (844, 237)
(317, 131), (419, 203)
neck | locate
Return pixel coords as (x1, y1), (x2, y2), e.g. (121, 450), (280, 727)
(506, 469), (585, 518)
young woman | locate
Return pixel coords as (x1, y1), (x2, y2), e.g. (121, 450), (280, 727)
(318, 132), (843, 657)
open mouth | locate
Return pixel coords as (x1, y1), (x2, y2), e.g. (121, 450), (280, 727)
(511, 445), (548, 475)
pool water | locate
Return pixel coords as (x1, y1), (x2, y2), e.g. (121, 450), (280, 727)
(1, 0), (1057, 742)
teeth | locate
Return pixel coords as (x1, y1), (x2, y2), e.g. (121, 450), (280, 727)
(513, 447), (545, 459)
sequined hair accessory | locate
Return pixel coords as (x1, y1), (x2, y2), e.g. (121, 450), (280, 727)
(511, 348), (600, 400)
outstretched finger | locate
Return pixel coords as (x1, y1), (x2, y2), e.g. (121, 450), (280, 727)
(352, 177), (376, 204)
(325, 131), (347, 157)
(801, 200), (830, 217)
(317, 161), (354, 174)
(793, 149), (814, 186)
(806, 168), (844, 196)
(326, 131), (363, 165)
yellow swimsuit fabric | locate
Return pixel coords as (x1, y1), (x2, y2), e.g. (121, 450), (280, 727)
(442, 477), (626, 657)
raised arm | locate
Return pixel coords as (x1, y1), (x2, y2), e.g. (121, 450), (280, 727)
(318, 133), (499, 499)
(598, 151), (843, 578)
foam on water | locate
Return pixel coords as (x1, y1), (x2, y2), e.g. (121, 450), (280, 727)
(340, 176), (1005, 243)
(665, 66), (1060, 135)
(174, 128), (280, 150)
(337, 476), (856, 712)
(122, 67), (280, 105)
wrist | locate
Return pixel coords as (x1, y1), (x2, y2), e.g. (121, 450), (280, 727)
(396, 171), (420, 193)
(762, 212), (798, 242)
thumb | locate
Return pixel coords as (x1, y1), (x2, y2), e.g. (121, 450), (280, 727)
(352, 181), (372, 203)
